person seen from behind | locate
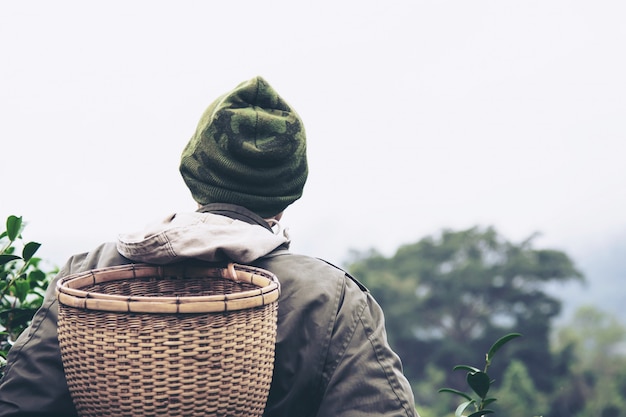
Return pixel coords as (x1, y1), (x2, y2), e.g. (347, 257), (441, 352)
(0, 76), (419, 417)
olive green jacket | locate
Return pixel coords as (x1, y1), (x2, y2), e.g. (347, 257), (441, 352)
(0, 205), (418, 416)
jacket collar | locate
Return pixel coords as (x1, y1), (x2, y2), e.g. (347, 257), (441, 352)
(117, 204), (289, 264)
(196, 203), (273, 232)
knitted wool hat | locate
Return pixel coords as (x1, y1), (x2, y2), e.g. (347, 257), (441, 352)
(180, 76), (308, 218)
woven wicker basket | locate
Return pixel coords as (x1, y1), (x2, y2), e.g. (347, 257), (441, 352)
(56, 263), (279, 417)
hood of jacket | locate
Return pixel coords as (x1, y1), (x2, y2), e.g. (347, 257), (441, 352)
(116, 204), (290, 265)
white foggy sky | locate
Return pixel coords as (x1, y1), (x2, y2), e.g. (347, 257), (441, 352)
(1, 1), (625, 270)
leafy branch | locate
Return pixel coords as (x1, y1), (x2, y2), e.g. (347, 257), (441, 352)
(439, 333), (522, 417)
(1, 215), (56, 375)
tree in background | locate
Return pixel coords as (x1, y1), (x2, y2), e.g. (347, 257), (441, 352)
(410, 364), (449, 417)
(550, 305), (626, 417)
(493, 359), (549, 416)
(347, 226), (584, 411)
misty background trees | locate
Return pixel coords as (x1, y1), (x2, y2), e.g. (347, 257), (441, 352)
(346, 226), (626, 417)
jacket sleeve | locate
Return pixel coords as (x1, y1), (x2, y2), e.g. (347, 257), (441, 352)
(0, 256), (84, 417)
(316, 276), (419, 417)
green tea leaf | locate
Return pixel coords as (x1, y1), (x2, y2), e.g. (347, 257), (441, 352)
(482, 398), (497, 406)
(467, 371), (491, 399)
(487, 333), (522, 362)
(6, 216), (22, 242)
(28, 269), (46, 280)
(453, 365), (481, 373)
(14, 278), (30, 303)
(0, 254), (21, 266)
(22, 242), (41, 262)
(455, 400), (475, 417)
(438, 388), (473, 402)
(467, 410), (494, 417)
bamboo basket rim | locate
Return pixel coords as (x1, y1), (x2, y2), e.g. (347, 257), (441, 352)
(56, 263), (280, 314)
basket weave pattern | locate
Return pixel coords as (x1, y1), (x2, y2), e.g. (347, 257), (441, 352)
(56, 264), (279, 417)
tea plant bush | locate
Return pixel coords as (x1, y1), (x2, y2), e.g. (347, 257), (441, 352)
(438, 333), (543, 417)
(1, 215), (57, 375)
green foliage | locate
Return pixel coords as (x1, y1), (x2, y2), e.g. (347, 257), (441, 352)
(1, 215), (57, 374)
(493, 360), (548, 416)
(439, 333), (522, 416)
(347, 226), (584, 399)
(551, 306), (626, 417)
(412, 364), (456, 417)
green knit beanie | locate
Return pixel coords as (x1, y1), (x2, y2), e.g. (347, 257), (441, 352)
(179, 76), (308, 218)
